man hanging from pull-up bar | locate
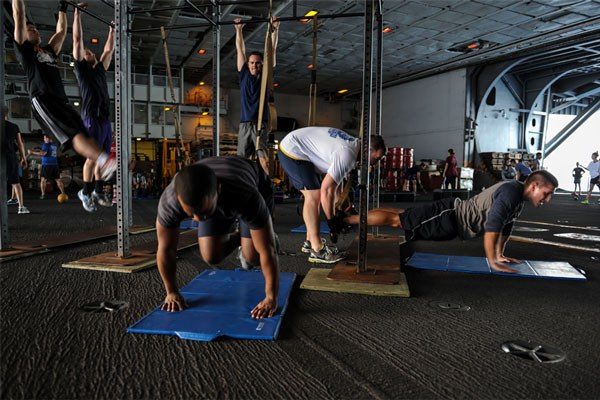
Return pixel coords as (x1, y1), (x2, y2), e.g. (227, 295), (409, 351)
(344, 170), (559, 273)
(11, 0), (117, 188)
(234, 16), (279, 173)
(73, 2), (115, 212)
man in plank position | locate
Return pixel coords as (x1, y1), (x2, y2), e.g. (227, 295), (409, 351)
(345, 170), (558, 273)
(72, 3), (115, 211)
(278, 127), (386, 263)
(156, 157), (278, 319)
(11, 0), (116, 186)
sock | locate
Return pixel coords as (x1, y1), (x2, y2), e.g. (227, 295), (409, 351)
(83, 182), (93, 196)
(96, 153), (108, 169)
(94, 180), (104, 194)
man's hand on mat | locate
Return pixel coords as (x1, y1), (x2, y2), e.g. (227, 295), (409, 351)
(162, 292), (187, 312)
(497, 255), (522, 264)
(251, 297), (277, 319)
(489, 259), (518, 273)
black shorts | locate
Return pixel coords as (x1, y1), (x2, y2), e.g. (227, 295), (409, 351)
(41, 165), (60, 180)
(277, 150), (321, 190)
(574, 178), (581, 184)
(400, 197), (459, 241)
(591, 176), (600, 187)
(6, 156), (20, 185)
(197, 162), (273, 239)
(32, 95), (88, 148)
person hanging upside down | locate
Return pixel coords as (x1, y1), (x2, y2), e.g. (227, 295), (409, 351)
(345, 170), (559, 273)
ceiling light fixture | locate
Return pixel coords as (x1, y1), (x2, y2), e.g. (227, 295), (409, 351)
(74, 101), (80, 106)
(382, 26), (393, 33)
(197, 48), (207, 55)
(90, 38), (99, 45)
(274, 82), (280, 87)
(199, 81), (205, 86)
(307, 63), (314, 69)
(304, 10), (318, 17)
(164, 106), (171, 111)
(201, 111), (209, 116)
(136, 137), (142, 141)
(467, 41), (481, 50)
(337, 89), (349, 94)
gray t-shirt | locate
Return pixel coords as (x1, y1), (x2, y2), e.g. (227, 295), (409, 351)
(157, 156), (272, 229)
(455, 180), (525, 239)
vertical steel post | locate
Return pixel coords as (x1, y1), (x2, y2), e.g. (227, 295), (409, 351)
(0, 1), (9, 250)
(115, 0), (131, 257)
(540, 88), (551, 168)
(357, 0), (374, 273)
(127, 31), (133, 228)
(372, 0), (383, 237)
(212, 3), (221, 156)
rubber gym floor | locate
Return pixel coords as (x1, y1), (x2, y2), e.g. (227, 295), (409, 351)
(1, 193), (599, 399)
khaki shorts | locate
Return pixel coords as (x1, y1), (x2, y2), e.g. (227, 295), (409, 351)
(237, 122), (268, 159)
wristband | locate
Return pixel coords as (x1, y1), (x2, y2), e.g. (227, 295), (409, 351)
(58, 1), (69, 13)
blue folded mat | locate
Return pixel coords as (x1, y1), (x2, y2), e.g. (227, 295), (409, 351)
(291, 221), (330, 234)
(179, 219), (199, 230)
(406, 252), (586, 281)
(128, 269), (296, 341)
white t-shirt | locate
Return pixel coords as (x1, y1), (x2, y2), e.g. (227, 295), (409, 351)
(588, 160), (600, 179)
(280, 127), (359, 184)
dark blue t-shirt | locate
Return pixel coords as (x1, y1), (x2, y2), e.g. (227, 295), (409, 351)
(41, 142), (58, 166)
(74, 60), (110, 120)
(516, 161), (532, 176)
(238, 64), (266, 123)
(484, 180), (524, 236)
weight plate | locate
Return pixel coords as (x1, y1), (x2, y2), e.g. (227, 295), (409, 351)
(80, 301), (108, 313)
(501, 340), (565, 363)
(429, 301), (471, 311)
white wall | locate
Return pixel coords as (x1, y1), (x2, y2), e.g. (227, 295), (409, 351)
(381, 68), (466, 162)
(226, 88), (348, 132)
(476, 79), (521, 153)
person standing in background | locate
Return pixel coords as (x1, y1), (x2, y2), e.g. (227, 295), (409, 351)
(28, 134), (66, 200)
(581, 151), (599, 205)
(442, 148), (458, 190)
(2, 106), (30, 214)
(572, 162), (585, 199)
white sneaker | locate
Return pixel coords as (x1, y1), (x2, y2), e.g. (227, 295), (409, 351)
(237, 246), (254, 270)
(18, 206), (30, 214)
(78, 189), (97, 212)
(92, 190), (113, 207)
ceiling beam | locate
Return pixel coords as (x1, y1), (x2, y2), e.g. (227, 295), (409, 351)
(552, 86), (600, 112)
(545, 96), (600, 156)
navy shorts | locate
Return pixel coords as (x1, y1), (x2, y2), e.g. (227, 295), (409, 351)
(84, 117), (113, 154)
(6, 156), (20, 185)
(591, 176), (600, 187)
(278, 150), (321, 190)
(400, 197), (459, 241)
(197, 161), (273, 239)
(41, 165), (60, 180)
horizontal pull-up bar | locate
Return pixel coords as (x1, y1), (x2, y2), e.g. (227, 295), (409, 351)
(66, 1), (114, 27)
(129, 12), (364, 33)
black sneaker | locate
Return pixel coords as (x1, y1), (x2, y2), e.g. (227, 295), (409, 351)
(308, 245), (345, 264)
(301, 238), (326, 254)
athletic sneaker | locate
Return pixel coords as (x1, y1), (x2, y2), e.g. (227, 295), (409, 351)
(301, 238), (326, 253)
(18, 206), (30, 214)
(92, 190), (113, 207)
(78, 189), (97, 212)
(99, 153), (117, 181)
(581, 199), (589, 204)
(39, 194), (45, 200)
(308, 245), (345, 264)
(6, 199), (18, 205)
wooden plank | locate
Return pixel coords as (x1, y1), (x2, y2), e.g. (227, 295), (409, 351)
(510, 235), (600, 253)
(0, 246), (50, 263)
(328, 264), (401, 285)
(61, 230), (198, 273)
(301, 268), (410, 297)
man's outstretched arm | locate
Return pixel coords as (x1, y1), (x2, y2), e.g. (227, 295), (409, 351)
(12, 0), (27, 45)
(234, 18), (246, 72)
(156, 220), (186, 312)
(100, 24), (115, 70)
(484, 232), (517, 273)
(249, 220), (279, 319)
(49, 1), (68, 55)
(72, 4), (84, 61)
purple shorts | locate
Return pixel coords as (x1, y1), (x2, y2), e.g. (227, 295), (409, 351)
(83, 117), (113, 154)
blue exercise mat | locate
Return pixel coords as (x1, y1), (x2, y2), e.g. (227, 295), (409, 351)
(179, 219), (199, 230)
(406, 252), (586, 281)
(291, 221), (330, 234)
(128, 269), (296, 341)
